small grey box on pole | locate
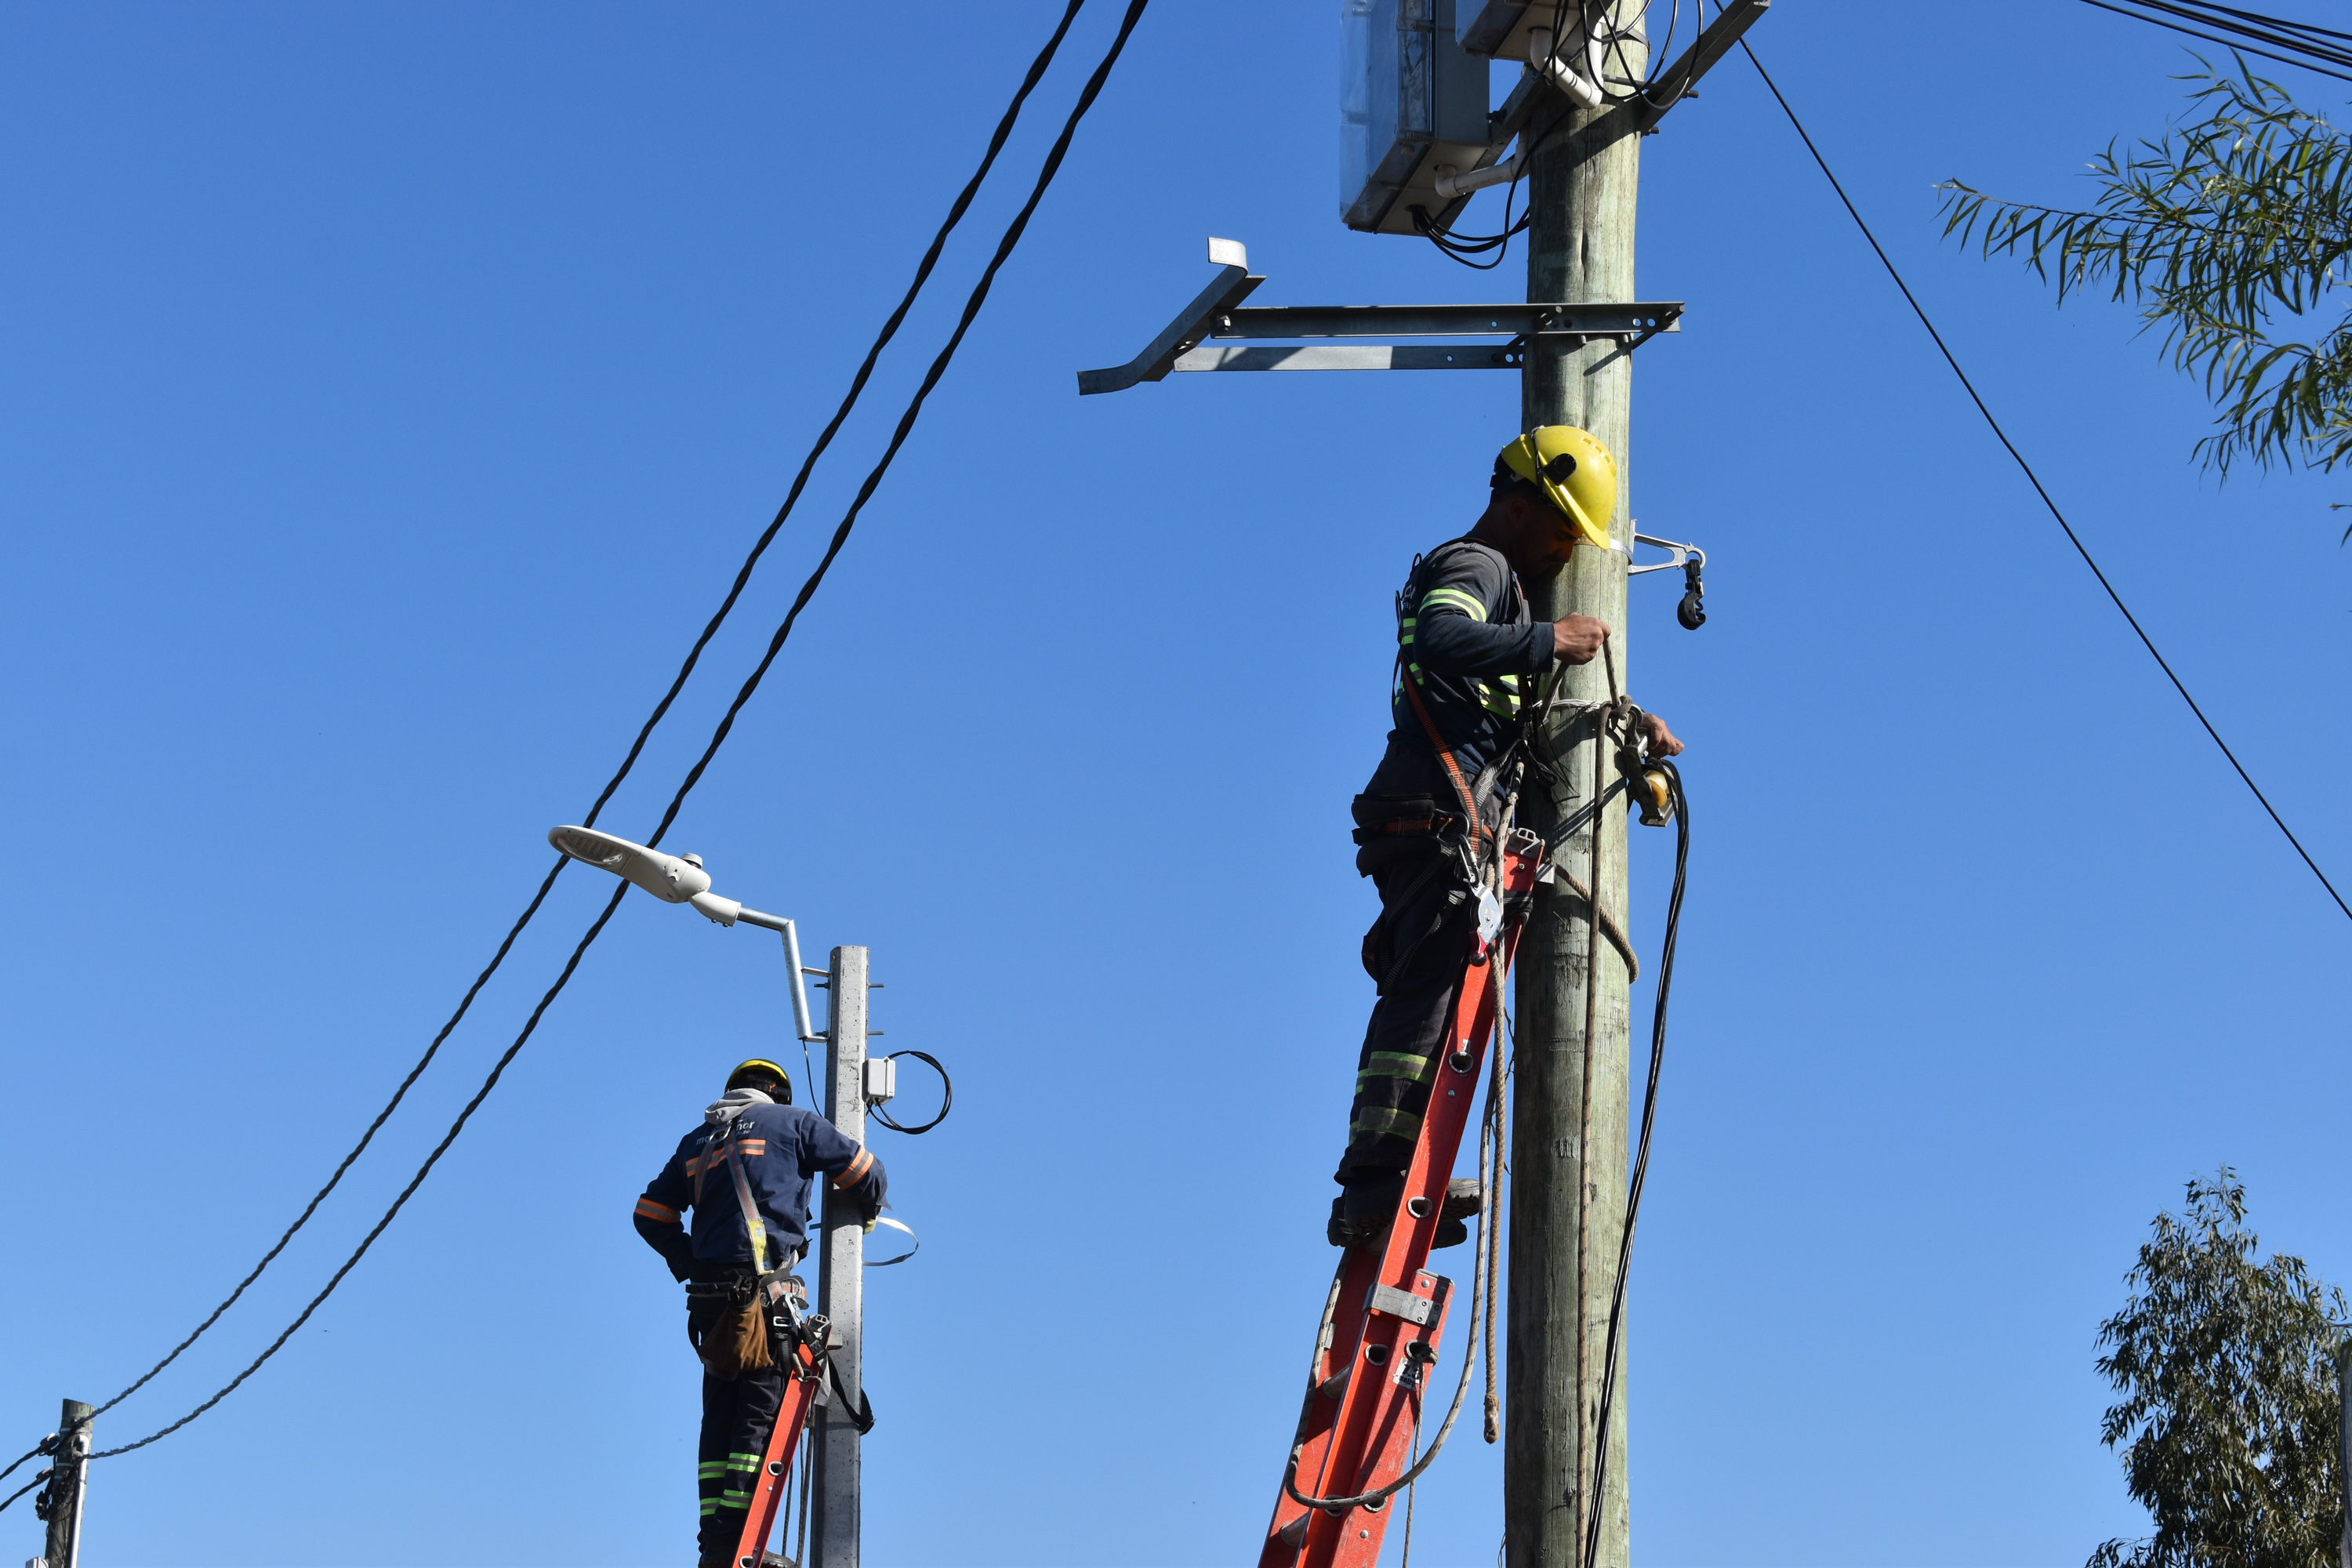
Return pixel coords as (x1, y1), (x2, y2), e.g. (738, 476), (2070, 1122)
(37, 1400), (93, 1568)
(810, 946), (867, 1568)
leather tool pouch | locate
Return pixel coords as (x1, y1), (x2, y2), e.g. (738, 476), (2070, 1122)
(687, 1277), (773, 1382)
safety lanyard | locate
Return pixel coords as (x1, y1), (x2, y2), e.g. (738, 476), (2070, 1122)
(1396, 648), (1489, 862)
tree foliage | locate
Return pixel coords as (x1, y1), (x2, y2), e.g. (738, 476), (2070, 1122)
(1936, 60), (2352, 488)
(2088, 1170), (2345, 1568)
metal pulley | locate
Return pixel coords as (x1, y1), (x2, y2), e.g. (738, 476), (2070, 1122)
(1629, 531), (1708, 630)
(1675, 557), (1706, 630)
(1611, 708), (1679, 829)
(1632, 764), (1678, 827)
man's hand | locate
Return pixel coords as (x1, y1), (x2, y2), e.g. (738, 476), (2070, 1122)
(1552, 615), (1611, 665)
(1642, 712), (1684, 757)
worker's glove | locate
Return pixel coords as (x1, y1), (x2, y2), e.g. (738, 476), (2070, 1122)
(856, 1185), (884, 1230)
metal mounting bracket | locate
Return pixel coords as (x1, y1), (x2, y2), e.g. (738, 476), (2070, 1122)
(1628, 531), (1706, 577)
(1460, 0), (1769, 134)
(1076, 238), (1682, 397)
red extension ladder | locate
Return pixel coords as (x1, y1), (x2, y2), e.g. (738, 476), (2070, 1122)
(1256, 828), (1546, 1568)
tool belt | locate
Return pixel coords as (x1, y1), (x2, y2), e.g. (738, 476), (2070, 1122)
(686, 1266), (806, 1382)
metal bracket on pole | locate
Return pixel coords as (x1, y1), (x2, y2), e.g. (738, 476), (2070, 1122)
(1627, 532), (1705, 577)
(1635, 0), (1771, 132)
(1075, 237), (1264, 396)
(1078, 239), (1681, 395)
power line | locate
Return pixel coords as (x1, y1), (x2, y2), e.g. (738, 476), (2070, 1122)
(64, 0), (1097, 1436)
(1731, 27), (2352, 925)
(93, 880), (631, 1459)
(2076, 0), (2352, 82)
(78, 0), (1157, 1461)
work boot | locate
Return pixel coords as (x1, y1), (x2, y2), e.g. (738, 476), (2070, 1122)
(1328, 1172), (1406, 1246)
(1429, 1176), (1483, 1247)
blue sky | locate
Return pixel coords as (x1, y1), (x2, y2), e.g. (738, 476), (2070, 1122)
(3, 4), (2347, 1566)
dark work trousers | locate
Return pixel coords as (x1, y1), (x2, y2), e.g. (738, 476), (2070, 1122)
(698, 1363), (786, 1563)
(687, 1285), (800, 1568)
(1338, 795), (1478, 1185)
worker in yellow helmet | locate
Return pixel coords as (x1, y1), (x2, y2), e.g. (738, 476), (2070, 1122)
(1330, 426), (1683, 1246)
(633, 1058), (887, 1567)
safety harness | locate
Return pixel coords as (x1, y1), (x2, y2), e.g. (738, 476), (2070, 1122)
(1367, 544), (1671, 989)
(696, 1116), (874, 1436)
(1358, 548), (1550, 987)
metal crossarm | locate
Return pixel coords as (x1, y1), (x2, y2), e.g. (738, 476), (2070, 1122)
(1076, 240), (1682, 394)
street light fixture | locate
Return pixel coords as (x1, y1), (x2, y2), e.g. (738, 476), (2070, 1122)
(547, 824), (820, 1045)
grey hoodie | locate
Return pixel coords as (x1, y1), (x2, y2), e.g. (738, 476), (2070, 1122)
(705, 1086), (775, 1126)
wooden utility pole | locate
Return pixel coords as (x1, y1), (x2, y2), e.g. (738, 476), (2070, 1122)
(2336, 1336), (2350, 1568)
(1507, 13), (1646, 1568)
(36, 1400), (93, 1568)
(811, 945), (868, 1568)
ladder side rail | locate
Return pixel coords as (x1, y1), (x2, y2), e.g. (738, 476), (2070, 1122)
(731, 1341), (828, 1568)
(1329, 1289), (1455, 1568)
(1294, 955), (1504, 1568)
(1263, 843), (1543, 1568)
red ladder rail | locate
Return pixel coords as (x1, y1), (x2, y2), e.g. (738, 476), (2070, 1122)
(730, 1313), (829, 1568)
(1258, 833), (1544, 1568)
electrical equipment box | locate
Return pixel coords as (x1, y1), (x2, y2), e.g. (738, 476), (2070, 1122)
(1457, 1), (1554, 62)
(1341, 0), (1492, 235)
(862, 1055), (896, 1106)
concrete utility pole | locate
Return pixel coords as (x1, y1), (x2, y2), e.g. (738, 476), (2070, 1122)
(811, 945), (868, 1568)
(34, 1400), (93, 1568)
(1507, 13), (1646, 1568)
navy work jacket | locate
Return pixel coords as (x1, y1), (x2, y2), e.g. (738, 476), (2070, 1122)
(633, 1101), (883, 1283)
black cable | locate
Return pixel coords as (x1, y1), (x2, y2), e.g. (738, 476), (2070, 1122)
(0, 1444), (41, 1487)
(2123, 0), (2352, 60)
(90, 881), (632, 1460)
(2095, 0), (2352, 64)
(0, 1473), (38, 1516)
(75, 0), (1156, 1462)
(867, 1051), (953, 1134)
(615, 0), (1156, 869)
(1579, 764), (1686, 1568)
(69, 0), (1098, 1432)
(2076, 0), (2352, 82)
(1734, 24), (2352, 927)
(1414, 87), (1584, 272)
(2196, 0), (2352, 45)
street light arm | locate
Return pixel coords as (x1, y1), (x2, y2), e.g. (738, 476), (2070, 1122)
(546, 823), (822, 1043)
(733, 908), (823, 1044)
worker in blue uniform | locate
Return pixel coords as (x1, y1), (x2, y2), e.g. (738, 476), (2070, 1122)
(634, 1058), (887, 1568)
(1332, 427), (1682, 1246)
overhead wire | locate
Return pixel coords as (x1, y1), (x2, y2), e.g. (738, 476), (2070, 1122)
(1730, 18), (2352, 927)
(64, 0), (1098, 1439)
(2191, 0), (2352, 42)
(2075, 0), (2352, 82)
(71, 0), (1157, 1463)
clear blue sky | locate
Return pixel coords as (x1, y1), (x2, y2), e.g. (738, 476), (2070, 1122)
(4, 5), (2347, 1566)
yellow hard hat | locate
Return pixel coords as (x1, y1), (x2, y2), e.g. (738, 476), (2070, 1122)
(1498, 426), (1616, 551)
(725, 1058), (793, 1103)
